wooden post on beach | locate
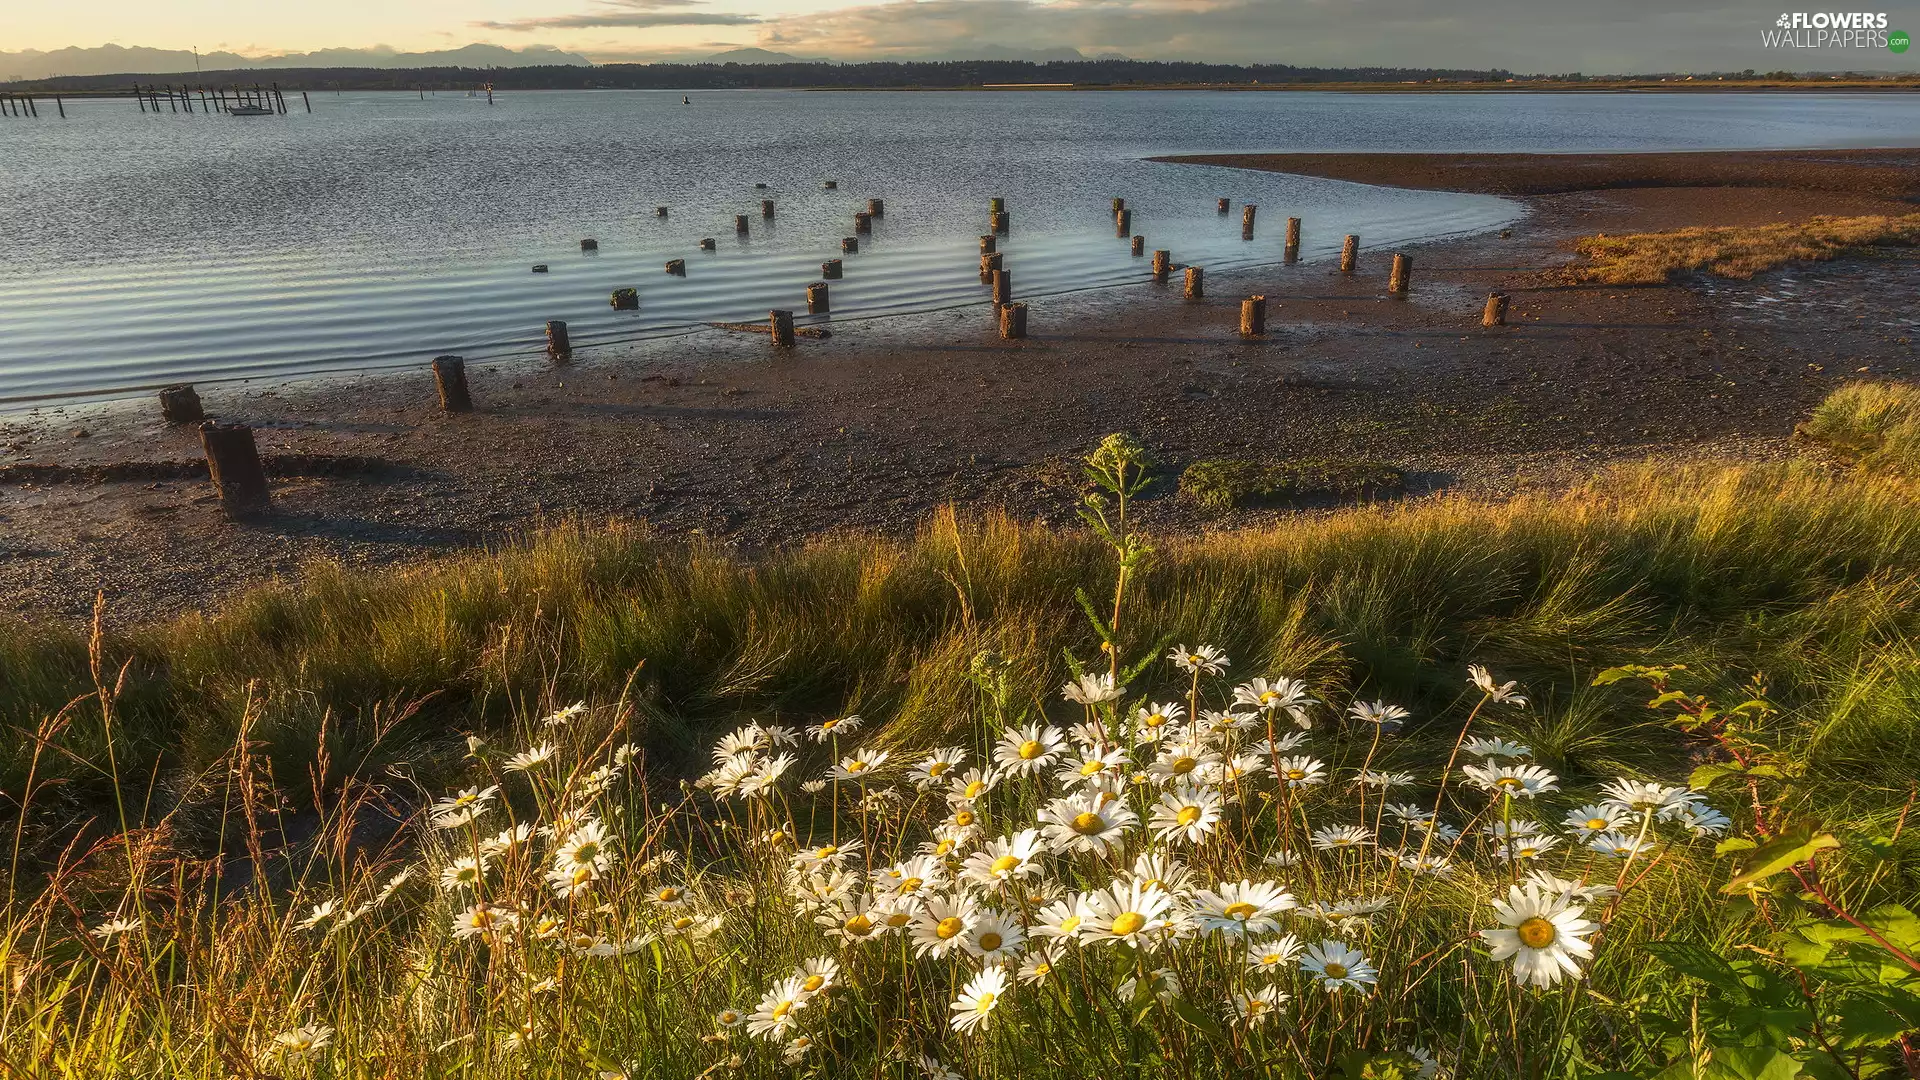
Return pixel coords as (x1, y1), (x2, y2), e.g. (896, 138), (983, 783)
(1240, 296), (1266, 336)
(1241, 205), (1256, 232)
(1152, 250), (1171, 283)
(431, 356), (473, 413)
(762, 199), (775, 218)
(611, 288), (640, 310)
(822, 258), (842, 279)
(992, 269), (1012, 305)
(1131, 236), (1145, 256)
(581, 238), (598, 252)
(867, 198), (884, 218)
(854, 211), (872, 234)
(808, 282), (830, 314)
(1389, 254), (1412, 296)
(1340, 234), (1360, 274)
(735, 214), (750, 233)
(1482, 292), (1510, 327)
(1185, 266), (1204, 300)
(546, 320), (572, 359)
(1116, 209), (1131, 236)
(1217, 197), (1231, 213)
(159, 385), (204, 424)
(665, 259), (686, 275)
(842, 236), (858, 253)
(200, 422), (270, 518)
(770, 309), (796, 348)
(990, 211), (1010, 234)
(980, 252), (1003, 279)
(700, 238), (717, 250)
(1284, 217), (1301, 263)
(999, 302), (1027, 339)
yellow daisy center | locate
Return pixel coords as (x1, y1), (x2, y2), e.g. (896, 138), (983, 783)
(821, 719), (839, 732)
(1109, 912), (1146, 936)
(1079, 760), (1104, 776)
(1032, 961), (1052, 976)
(1018, 739), (1044, 760)
(975, 991), (996, 1010)
(1057, 914), (1082, 934)
(1585, 817), (1609, 830)
(1224, 901), (1257, 920)
(900, 876), (924, 894)
(772, 1001), (793, 1019)
(953, 810), (976, 827)
(802, 975), (825, 993)
(886, 911), (912, 928)
(1170, 756), (1198, 774)
(1516, 916), (1558, 949)
(815, 845), (838, 859)
(1070, 812), (1106, 835)
(928, 761), (951, 777)
(1176, 806), (1203, 826)
(1495, 776), (1524, 789)
(1323, 962), (1348, 979)
(844, 915), (874, 936)
(964, 781), (987, 799)
(936, 917), (965, 940)
(1144, 713), (1167, 728)
(672, 917), (694, 930)
(656, 888), (680, 902)
(978, 931), (1003, 951)
(991, 855), (1021, 874)
(846, 760), (867, 773)
(1285, 769), (1306, 781)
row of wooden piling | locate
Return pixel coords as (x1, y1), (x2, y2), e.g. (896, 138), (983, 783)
(132, 83), (298, 114)
(0, 93), (63, 118)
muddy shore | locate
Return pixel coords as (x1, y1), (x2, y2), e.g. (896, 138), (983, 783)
(3, 150), (1917, 625)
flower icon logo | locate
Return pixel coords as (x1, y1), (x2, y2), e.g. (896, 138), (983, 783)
(1776, 13), (1792, 26)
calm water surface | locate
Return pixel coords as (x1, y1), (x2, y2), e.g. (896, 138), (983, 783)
(3, 90), (1919, 405)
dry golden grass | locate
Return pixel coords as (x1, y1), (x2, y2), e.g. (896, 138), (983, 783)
(1571, 212), (1920, 285)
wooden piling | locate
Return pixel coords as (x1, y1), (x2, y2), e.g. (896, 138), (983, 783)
(546, 320), (572, 358)
(1340, 234), (1359, 274)
(1217, 197), (1231, 213)
(1241, 205), (1256, 235)
(1185, 266), (1204, 300)
(1116, 209), (1131, 236)
(823, 180), (838, 189)
(1240, 296), (1267, 336)
(762, 199), (775, 219)
(431, 356), (473, 413)
(991, 269), (1012, 305)
(770, 309), (796, 348)
(1151, 250), (1171, 283)
(822, 258), (843, 279)
(159, 385), (204, 424)
(665, 259), (686, 275)
(611, 288), (640, 310)
(302, 91), (311, 113)
(1112, 197), (1125, 213)
(1284, 217), (1301, 263)
(735, 214), (750, 233)
(842, 237), (858, 253)
(56, 95), (65, 119)
(1131, 236), (1145, 256)
(854, 211), (872, 234)
(700, 238), (717, 251)
(807, 282), (830, 314)
(999, 302), (1028, 339)
(1389, 254), (1412, 296)
(979, 235), (996, 254)
(1482, 292), (1510, 327)
(980, 252), (1003, 278)
(581, 238), (598, 251)
(989, 197), (1005, 214)
(199, 421), (270, 517)
(657, 206), (669, 217)
(990, 211), (1010, 234)
(866, 198), (884, 218)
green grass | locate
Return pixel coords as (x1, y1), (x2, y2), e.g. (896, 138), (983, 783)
(1799, 379), (1920, 477)
(1176, 458), (1407, 511)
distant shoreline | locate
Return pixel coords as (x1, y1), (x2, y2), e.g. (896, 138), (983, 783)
(21, 82), (1920, 97)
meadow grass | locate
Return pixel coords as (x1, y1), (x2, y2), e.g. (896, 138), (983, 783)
(1571, 213), (1920, 285)
(2, 410), (1919, 1078)
(1799, 380), (1920, 478)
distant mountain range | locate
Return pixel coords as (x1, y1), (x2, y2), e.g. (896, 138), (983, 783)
(0, 43), (591, 80)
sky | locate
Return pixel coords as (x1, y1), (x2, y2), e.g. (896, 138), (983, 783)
(7, 0), (1919, 71)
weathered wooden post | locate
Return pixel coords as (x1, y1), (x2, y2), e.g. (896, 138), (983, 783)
(854, 211), (872, 233)
(762, 199), (775, 218)
(823, 180), (838, 189)
(992, 269), (1012, 305)
(1112, 197), (1125, 213)
(770, 309), (796, 347)
(200, 421), (270, 517)
(978, 235), (996, 255)
(822, 258), (843, 279)
(1482, 292), (1510, 327)
(1340, 234), (1360, 274)
(581, 238), (598, 252)
(1185, 266), (1204, 299)
(867, 198), (884, 218)
(1151, 250), (1171, 283)
(1284, 217), (1301, 263)
(656, 206), (669, 217)
(700, 238), (717, 251)
(301, 91), (310, 113)
(1389, 254), (1412, 296)
(1240, 296), (1267, 336)
(665, 258), (686, 275)
(989, 197), (1005, 214)
(735, 214), (750, 233)
(546, 320), (572, 358)
(159, 385), (204, 424)
(842, 237), (859, 253)
(980, 252), (1003, 279)
(1241, 205), (1256, 235)
(56, 95), (66, 118)
(1116, 209), (1131, 236)
(611, 287), (639, 310)
(807, 282), (830, 314)
(999, 302), (1028, 339)
(990, 211), (1010, 234)
(1131, 236), (1145, 256)
(431, 355), (473, 413)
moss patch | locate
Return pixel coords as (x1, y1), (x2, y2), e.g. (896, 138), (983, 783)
(1178, 458), (1406, 512)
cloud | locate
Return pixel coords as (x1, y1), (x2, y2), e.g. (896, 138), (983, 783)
(476, 0), (760, 32)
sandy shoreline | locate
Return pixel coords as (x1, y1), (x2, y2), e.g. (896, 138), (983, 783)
(3, 150), (1917, 625)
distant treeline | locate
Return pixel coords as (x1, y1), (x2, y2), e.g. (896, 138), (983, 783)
(23, 59), (1518, 93)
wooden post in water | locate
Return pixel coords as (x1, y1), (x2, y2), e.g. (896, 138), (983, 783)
(979, 235), (996, 254)
(700, 238), (717, 250)
(867, 198), (884, 218)
(770, 309), (795, 348)
(431, 356), (473, 412)
(656, 206), (669, 217)
(200, 422), (270, 517)
(665, 258), (686, 275)
(762, 199), (775, 219)
(581, 238), (598, 251)
(611, 288), (639, 311)
(1284, 217), (1301, 264)
(1131, 236), (1145, 256)
(822, 258), (843, 279)
(991, 269), (1012, 305)
(1388, 254), (1412, 296)
(999, 302), (1027, 339)
(807, 282), (830, 314)
(55, 95), (64, 118)
(841, 237), (858, 253)
(1151, 250), (1170, 283)
(546, 320), (572, 359)
(26, 95), (37, 117)
(990, 211), (1009, 234)
(303, 91), (311, 113)
(1240, 205), (1256, 235)
(823, 180), (838, 189)
(853, 211), (871, 233)
(735, 214), (750, 233)
(1217, 197), (1231, 213)
(989, 196), (1005, 214)
(1112, 197), (1125, 213)
(980, 252), (1002, 279)
(159, 385), (204, 424)
(1340, 234), (1360, 274)
(1185, 266), (1204, 300)
(1115, 209), (1131, 236)
(137, 85), (146, 113)
(1482, 292), (1510, 327)
(1240, 296), (1267, 336)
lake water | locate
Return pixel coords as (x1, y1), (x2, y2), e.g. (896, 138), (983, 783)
(3, 90), (1919, 406)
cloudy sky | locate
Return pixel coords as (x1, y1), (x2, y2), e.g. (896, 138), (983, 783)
(9, 0), (1917, 71)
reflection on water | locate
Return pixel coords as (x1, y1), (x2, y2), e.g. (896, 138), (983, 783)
(2, 90), (1916, 404)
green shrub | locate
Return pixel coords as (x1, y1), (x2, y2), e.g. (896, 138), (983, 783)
(1178, 457), (1406, 511)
